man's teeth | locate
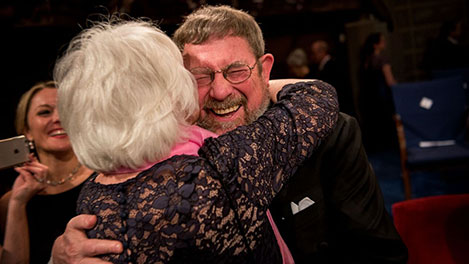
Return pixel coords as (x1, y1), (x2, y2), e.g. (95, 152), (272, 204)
(213, 105), (240, 115)
(50, 130), (67, 136)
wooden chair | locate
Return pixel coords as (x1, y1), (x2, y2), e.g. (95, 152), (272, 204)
(391, 76), (469, 199)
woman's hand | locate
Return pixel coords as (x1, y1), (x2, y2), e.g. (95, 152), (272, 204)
(269, 79), (320, 103)
(11, 155), (47, 205)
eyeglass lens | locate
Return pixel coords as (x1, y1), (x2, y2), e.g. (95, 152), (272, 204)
(191, 62), (255, 86)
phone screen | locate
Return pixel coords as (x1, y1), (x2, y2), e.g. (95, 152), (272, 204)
(0, 135), (30, 170)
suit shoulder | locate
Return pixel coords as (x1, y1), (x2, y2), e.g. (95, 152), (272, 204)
(328, 113), (361, 141)
(337, 112), (359, 128)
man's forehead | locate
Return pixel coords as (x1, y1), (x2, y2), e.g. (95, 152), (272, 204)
(182, 36), (252, 55)
(182, 37), (256, 69)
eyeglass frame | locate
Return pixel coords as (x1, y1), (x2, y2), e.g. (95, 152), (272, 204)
(189, 60), (259, 86)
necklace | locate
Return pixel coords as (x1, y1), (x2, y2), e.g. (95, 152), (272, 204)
(38, 163), (82, 186)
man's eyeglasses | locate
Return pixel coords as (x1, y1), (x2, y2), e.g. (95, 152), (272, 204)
(189, 61), (258, 86)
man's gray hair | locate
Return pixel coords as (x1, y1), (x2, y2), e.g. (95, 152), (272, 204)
(173, 5), (265, 59)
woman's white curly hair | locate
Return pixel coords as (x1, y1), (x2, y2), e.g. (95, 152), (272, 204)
(54, 16), (199, 172)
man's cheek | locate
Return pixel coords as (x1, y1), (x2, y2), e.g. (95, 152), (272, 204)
(197, 87), (209, 104)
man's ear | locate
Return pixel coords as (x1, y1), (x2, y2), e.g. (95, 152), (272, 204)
(259, 53), (274, 84)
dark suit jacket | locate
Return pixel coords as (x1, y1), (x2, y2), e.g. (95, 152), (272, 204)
(269, 113), (408, 263)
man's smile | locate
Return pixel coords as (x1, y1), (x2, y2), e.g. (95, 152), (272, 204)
(210, 104), (242, 116)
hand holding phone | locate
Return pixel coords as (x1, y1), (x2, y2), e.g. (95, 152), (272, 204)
(0, 135), (31, 170)
(12, 159), (48, 203)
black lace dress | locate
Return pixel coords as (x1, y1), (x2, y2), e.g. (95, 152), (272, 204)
(76, 81), (339, 263)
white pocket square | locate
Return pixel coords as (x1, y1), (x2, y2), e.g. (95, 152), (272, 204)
(290, 197), (315, 215)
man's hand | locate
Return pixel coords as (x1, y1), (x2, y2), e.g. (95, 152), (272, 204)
(51, 214), (123, 264)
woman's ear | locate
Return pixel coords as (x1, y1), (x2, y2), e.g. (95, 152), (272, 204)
(24, 128), (33, 142)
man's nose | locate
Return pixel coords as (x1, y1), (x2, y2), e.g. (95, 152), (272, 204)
(209, 73), (233, 100)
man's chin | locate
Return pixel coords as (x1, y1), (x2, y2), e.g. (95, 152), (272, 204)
(197, 107), (246, 134)
(213, 125), (238, 135)
(197, 118), (244, 135)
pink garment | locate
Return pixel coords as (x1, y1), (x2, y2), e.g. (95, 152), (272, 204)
(111, 126), (217, 174)
(267, 210), (295, 264)
(118, 125), (294, 263)
(163, 125), (219, 158)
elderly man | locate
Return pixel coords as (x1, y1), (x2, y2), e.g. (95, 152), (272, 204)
(51, 5), (407, 264)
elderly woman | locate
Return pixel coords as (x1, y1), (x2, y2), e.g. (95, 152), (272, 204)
(54, 17), (338, 263)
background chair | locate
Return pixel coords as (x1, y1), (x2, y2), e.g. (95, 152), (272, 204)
(392, 194), (469, 264)
(391, 76), (469, 199)
(432, 67), (469, 105)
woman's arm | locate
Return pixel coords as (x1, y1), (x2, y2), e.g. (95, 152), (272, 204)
(202, 80), (339, 208)
(0, 192), (11, 237)
(268, 79), (319, 103)
(2, 194), (30, 263)
(2, 162), (46, 264)
(382, 64), (397, 87)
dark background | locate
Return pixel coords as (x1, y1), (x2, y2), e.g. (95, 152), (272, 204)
(1, 0), (468, 139)
(0, 0), (367, 139)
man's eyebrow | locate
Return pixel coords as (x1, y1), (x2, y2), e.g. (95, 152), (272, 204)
(189, 66), (211, 71)
(188, 60), (247, 71)
(229, 61), (245, 65)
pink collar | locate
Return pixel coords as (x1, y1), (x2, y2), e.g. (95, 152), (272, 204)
(111, 125), (217, 174)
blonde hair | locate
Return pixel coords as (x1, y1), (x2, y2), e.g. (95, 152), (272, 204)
(15, 81), (57, 135)
(54, 17), (199, 172)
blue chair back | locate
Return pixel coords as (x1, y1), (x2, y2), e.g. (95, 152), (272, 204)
(391, 76), (467, 148)
(432, 68), (469, 84)
(432, 68), (469, 105)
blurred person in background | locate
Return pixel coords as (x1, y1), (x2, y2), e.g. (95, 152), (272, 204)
(359, 32), (398, 152)
(422, 18), (469, 72)
(286, 48), (311, 78)
(311, 40), (355, 116)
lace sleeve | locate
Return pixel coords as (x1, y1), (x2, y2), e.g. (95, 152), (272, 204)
(199, 80), (338, 211)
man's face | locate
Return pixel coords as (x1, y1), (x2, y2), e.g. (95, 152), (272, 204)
(183, 36), (273, 135)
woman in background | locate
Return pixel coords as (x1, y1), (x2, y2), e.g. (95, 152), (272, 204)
(0, 81), (93, 263)
(359, 32), (398, 152)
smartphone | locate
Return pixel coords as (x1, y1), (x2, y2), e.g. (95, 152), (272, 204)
(0, 135), (30, 170)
